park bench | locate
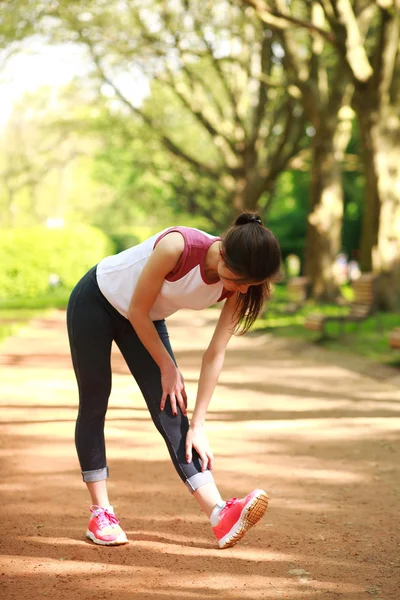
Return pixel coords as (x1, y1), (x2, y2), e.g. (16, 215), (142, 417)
(284, 276), (310, 314)
(388, 328), (400, 349)
(304, 273), (379, 340)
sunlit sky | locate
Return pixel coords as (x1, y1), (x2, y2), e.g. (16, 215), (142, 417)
(0, 39), (149, 127)
(0, 40), (86, 125)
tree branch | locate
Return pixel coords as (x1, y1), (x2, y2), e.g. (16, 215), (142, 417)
(180, 63), (225, 120)
(240, 0), (336, 44)
(379, 4), (399, 104)
(250, 34), (271, 146)
(167, 25), (232, 138)
(77, 30), (221, 179)
(248, 101), (305, 207)
(157, 67), (237, 163)
(188, 12), (244, 131)
(267, 3), (318, 125)
(335, 0), (374, 82)
(3, 151), (81, 195)
(264, 100), (301, 180)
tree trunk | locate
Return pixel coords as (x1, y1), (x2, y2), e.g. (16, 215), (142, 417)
(231, 175), (275, 217)
(232, 145), (265, 214)
(354, 8), (400, 310)
(372, 105), (400, 310)
(304, 97), (355, 301)
(355, 88), (380, 273)
(232, 176), (248, 215)
(304, 125), (345, 300)
(354, 98), (400, 309)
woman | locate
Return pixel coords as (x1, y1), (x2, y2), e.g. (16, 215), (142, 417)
(67, 212), (281, 549)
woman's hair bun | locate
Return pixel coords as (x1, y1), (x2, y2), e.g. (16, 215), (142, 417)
(234, 212), (263, 226)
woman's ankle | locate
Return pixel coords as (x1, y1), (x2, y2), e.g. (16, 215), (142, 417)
(193, 482), (224, 518)
(86, 480), (110, 508)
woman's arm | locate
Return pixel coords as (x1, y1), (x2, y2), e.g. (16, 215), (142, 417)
(186, 292), (240, 469)
(191, 292), (239, 426)
(127, 232), (187, 415)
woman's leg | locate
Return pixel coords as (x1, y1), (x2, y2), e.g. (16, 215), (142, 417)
(67, 268), (129, 545)
(115, 318), (269, 549)
(115, 319), (223, 515)
(67, 267), (118, 503)
(86, 481), (110, 509)
(193, 484), (224, 517)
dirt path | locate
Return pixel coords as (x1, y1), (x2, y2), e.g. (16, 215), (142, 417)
(1, 309), (399, 600)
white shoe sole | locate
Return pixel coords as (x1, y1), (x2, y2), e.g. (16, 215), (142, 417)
(218, 490), (269, 549)
(86, 529), (129, 546)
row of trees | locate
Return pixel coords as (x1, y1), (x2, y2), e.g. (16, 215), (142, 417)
(244, 0), (400, 307)
(1, 0), (399, 308)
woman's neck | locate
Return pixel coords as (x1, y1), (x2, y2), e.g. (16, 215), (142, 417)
(204, 241), (222, 283)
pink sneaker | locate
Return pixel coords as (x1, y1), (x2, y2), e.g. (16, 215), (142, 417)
(212, 489), (269, 549)
(86, 505), (128, 546)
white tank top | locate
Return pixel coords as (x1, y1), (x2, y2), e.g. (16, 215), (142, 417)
(96, 227), (234, 321)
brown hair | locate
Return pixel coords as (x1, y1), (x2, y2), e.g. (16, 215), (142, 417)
(221, 212), (282, 334)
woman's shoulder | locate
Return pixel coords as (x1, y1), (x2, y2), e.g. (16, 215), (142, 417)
(156, 226), (217, 246)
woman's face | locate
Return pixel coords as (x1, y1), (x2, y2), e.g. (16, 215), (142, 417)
(217, 260), (260, 294)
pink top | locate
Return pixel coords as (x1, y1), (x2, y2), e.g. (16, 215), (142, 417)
(96, 227), (234, 320)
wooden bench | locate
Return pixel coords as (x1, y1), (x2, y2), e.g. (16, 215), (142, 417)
(389, 328), (400, 349)
(284, 276), (310, 314)
(304, 273), (379, 339)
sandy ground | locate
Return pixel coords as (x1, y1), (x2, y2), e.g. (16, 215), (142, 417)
(0, 308), (400, 600)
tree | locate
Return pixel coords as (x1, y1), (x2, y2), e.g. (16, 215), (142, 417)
(330, 0), (400, 309)
(0, 89), (81, 226)
(0, 85), (118, 229)
(85, 92), (233, 231)
(4, 0), (306, 221)
(241, 0), (355, 300)
(242, 0), (400, 308)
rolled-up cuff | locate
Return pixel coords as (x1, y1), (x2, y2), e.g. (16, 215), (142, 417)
(82, 466), (109, 483)
(185, 470), (215, 493)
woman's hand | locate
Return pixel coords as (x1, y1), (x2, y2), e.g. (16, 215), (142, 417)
(186, 423), (214, 471)
(160, 365), (187, 416)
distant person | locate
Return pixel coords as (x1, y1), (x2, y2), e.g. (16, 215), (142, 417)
(67, 213), (281, 549)
(348, 259), (361, 282)
(334, 252), (348, 285)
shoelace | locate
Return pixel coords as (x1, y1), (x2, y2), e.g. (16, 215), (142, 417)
(220, 498), (238, 518)
(95, 508), (120, 529)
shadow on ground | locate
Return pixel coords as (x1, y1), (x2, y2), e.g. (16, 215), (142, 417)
(1, 309), (400, 599)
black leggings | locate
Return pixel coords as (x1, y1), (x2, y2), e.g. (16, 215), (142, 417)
(66, 266), (214, 493)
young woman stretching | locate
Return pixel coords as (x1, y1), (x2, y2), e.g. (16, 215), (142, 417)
(67, 212), (281, 549)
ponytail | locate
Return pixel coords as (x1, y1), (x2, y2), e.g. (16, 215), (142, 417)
(221, 212), (281, 334)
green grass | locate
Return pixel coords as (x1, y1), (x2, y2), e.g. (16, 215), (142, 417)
(0, 288), (70, 344)
(254, 284), (400, 368)
(0, 309), (43, 343)
(0, 288), (70, 310)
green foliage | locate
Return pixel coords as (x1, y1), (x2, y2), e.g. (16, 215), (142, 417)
(0, 85), (112, 230)
(342, 172), (364, 259)
(89, 102), (229, 231)
(0, 290), (71, 310)
(0, 0), (377, 280)
(0, 225), (113, 299)
(109, 232), (141, 254)
(108, 227), (162, 252)
(5, 0), (303, 228)
(266, 170), (310, 262)
(254, 286), (400, 367)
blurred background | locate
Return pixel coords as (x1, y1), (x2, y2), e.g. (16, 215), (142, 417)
(0, 0), (399, 365)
